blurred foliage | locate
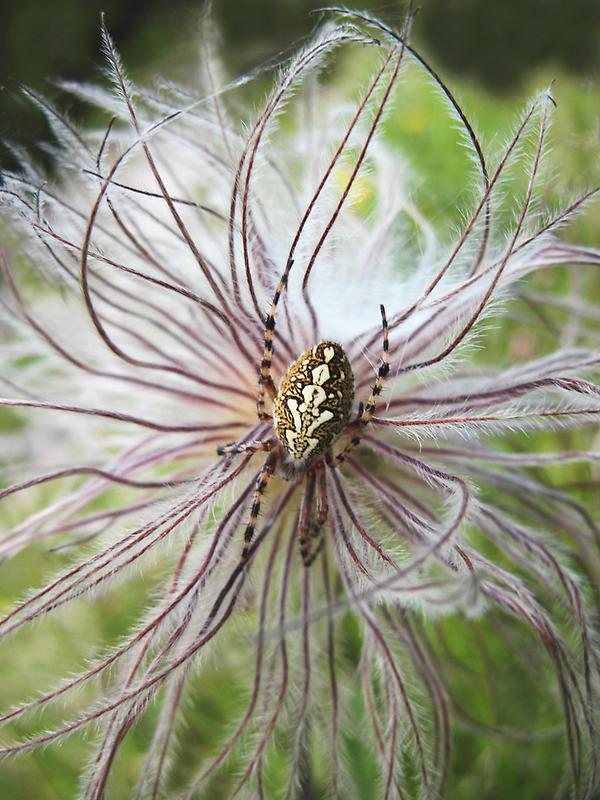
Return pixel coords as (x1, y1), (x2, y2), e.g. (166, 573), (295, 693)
(419, 0), (600, 91)
(1, 0), (199, 171)
(1, 0), (600, 169)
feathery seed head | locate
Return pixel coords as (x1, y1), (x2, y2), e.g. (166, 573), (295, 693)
(1, 10), (600, 799)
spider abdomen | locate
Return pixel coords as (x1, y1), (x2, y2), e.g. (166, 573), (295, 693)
(273, 342), (354, 461)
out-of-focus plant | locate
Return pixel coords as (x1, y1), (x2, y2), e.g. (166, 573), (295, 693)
(0, 9), (599, 799)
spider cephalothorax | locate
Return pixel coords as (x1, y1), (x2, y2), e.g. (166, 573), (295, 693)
(217, 256), (389, 566)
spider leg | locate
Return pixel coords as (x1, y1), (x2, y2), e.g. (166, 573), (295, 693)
(241, 450), (278, 561)
(302, 461), (328, 567)
(217, 439), (276, 457)
(298, 468), (316, 565)
(315, 460), (328, 528)
(333, 304), (389, 468)
(257, 257), (295, 421)
(303, 534), (324, 568)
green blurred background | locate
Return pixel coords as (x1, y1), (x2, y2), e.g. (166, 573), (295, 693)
(1, 1), (600, 799)
(1, 0), (599, 172)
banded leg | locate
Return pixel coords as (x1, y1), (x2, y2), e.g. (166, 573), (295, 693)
(217, 439), (275, 457)
(303, 532), (325, 568)
(314, 460), (328, 528)
(298, 469), (317, 566)
(256, 257), (295, 421)
(242, 451), (277, 561)
(334, 304), (389, 467)
(302, 461), (328, 567)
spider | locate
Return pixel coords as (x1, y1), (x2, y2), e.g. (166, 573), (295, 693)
(217, 257), (390, 567)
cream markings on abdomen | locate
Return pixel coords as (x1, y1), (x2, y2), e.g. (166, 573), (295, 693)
(274, 341), (355, 462)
